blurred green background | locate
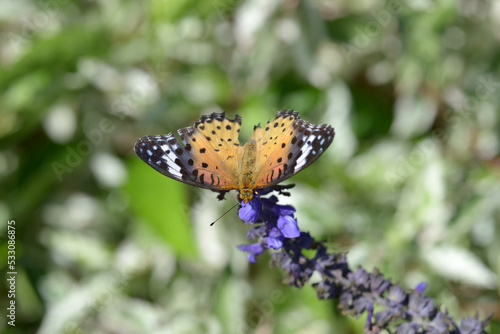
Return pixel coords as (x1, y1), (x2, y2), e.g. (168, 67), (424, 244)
(1, 0), (499, 333)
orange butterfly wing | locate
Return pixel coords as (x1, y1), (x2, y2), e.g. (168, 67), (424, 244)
(251, 109), (335, 188)
(135, 113), (243, 190)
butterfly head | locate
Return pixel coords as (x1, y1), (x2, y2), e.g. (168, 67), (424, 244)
(239, 188), (255, 203)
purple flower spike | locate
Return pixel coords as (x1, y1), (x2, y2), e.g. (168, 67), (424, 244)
(238, 196), (261, 223)
(233, 186), (489, 333)
(277, 215), (300, 238)
(237, 243), (265, 263)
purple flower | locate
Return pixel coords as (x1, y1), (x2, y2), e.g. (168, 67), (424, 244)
(353, 295), (373, 316)
(352, 267), (370, 289)
(277, 215), (300, 238)
(237, 189), (300, 252)
(239, 196), (261, 223)
(395, 321), (420, 334)
(246, 225), (267, 239)
(408, 294), (435, 318)
(427, 312), (449, 333)
(387, 285), (407, 305)
(370, 270), (391, 295)
(415, 282), (427, 294)
(237, 243), (265, 263)
(459, 315), (488, 333)
(267, 228), (284, 249)
(273, 204), (295, 216)
(365, 303), (374, 331)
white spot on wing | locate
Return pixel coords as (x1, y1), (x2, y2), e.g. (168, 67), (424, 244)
(294, 134), (316, 171)
(167, 163), (182, 178)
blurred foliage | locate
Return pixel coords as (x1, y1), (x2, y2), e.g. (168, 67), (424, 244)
(0, 0), (499, 333)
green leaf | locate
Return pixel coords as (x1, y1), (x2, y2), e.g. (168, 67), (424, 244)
(125, 157), (197, 258)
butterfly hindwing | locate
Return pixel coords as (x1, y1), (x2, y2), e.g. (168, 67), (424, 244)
(252, 109), (335, 188)
(135, 113), (244, 190)
(135, 133), (189, 182)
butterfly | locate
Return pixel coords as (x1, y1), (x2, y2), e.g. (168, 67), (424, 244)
(135, 109), (334, 203)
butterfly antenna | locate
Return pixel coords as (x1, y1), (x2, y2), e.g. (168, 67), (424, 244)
(255, 192), (271, 231)
(210, 201), (240, 226)
(259, 212), (271, 231)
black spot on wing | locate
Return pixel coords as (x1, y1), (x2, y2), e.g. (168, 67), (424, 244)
(194, 112), (242, 129)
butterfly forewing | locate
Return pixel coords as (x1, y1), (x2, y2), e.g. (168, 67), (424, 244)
(252, 109), (335, 188)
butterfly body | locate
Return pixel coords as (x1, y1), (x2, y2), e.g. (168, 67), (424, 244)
(135, 110), (334, 203)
